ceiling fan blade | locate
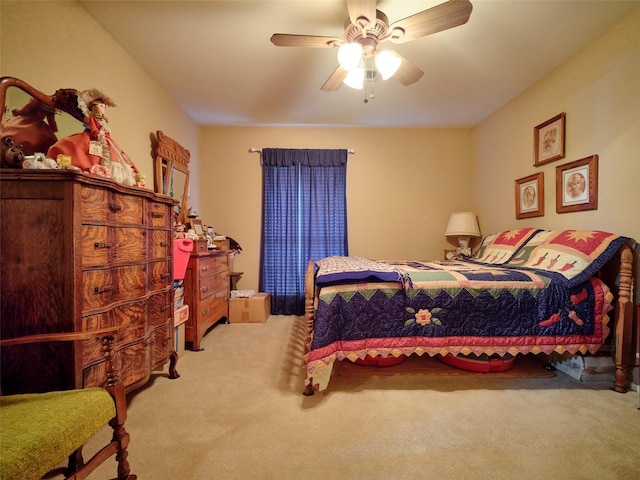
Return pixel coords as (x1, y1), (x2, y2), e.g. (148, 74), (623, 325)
(392, 54), (424, 86)
(321, 66), (348, 92)
(270, 34), (342, 48)
(347, 0), (377, 31)
(388, 0), (473, 44)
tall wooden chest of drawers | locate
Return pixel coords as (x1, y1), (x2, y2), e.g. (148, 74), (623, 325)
(0, 170), (178, 394)
(183, 249), (229, 350)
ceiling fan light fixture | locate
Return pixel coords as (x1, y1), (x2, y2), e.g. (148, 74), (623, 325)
(337, 42), (363, 71)
(343, 67), (365, 89)
(375, 50), (402, 80)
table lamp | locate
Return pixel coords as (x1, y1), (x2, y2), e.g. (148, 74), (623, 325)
(445, 212), (481, 259)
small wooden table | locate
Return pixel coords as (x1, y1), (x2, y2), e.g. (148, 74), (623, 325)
(230, 271), (244, 291)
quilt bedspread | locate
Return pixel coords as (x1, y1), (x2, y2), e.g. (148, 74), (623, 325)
(307, 258), (613, 391)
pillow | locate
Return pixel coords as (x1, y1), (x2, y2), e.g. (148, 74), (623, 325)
(471, 228), (541, 264)
(505, 230), (630, 285)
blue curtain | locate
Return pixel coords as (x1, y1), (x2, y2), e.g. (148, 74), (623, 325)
(260, 148), (348, 315)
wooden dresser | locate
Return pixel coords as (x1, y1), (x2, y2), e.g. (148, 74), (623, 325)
(183, 248), (229, 350)
(0, 170), (178, 394)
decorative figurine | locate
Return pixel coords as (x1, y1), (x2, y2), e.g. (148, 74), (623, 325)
(47, 88), (141, 186)
(175, 223), (186, 239)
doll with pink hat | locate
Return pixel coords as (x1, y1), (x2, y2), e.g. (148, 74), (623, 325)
(47, 88), (140, 186)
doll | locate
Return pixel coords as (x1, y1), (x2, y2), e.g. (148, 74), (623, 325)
(47, 88), (140, 186)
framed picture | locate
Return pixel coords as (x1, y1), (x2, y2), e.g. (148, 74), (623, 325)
(556, 155), (598, 214)
(534, 113), (565, 166)
(515, 172), (544, 219)
(189, 218), (204, 237)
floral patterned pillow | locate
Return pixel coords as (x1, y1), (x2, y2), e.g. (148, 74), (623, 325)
(505, 230), (630, 285)
(471, 228), (541, 264)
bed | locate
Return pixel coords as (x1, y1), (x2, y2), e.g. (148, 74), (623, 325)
(303, 229), (635, 395)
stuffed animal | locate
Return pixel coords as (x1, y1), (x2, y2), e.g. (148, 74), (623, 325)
(185, 229), (199, 241)
(22, 152), (59, 170)
(0, 137), (25, 168)
(175, 223), (186, 239)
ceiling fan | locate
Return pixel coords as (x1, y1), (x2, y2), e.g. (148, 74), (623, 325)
(270, 0), (473, 92)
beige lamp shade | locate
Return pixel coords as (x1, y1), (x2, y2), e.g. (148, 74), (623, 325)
(445, 212), (481, 238)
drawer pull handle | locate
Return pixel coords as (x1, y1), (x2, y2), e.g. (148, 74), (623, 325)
(109, 203), (123, 212)
(201, 286), (209, 293)
(94, 242), (113, 249)
(152, 212), (164, 218)
(160, 273), (170, 279)
(200, 266), (209, 273)
(94, 285), (113, 294)
(160, 305), (168, 312)
(201, 308), (210, 316)
(160, 241), (169, 247)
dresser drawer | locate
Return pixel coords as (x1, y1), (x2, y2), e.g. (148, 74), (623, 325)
(197, 254), (228, 277)
(81, 186), (144, 225)
(194, 291), (228, 320)
(152, 325), (173, 365)
(81, 186), (109, 223)
(199, 273), (228, 301)
(148, 290), (173, 328)
(108, 192), (145, 225)
(112, 227), (146, 263)
(147, 200), (172, 227)
(82, 225), (110, 266)
(82, 265), (147, 311)
(82, 301), (146, 364)
(149, 229), (172, 259)
(149, 260), (172, 291)
(83, 340), (150, 389)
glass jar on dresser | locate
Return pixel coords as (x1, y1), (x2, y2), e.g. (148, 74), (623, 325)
(0, 169), (179, 394)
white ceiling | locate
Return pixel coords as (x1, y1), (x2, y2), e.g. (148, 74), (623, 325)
(80, 0), (639, 128)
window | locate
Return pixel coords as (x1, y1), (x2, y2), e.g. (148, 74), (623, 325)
(259, 148), (348, 315)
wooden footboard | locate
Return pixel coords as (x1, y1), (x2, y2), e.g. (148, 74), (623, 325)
(303, 260), (317, 396)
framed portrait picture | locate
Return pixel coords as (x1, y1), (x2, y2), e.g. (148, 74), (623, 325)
(556, 155), (598, 214)
(534, 113), (565, 166)
(189, 218), (204, 237)
(515, 172), (544, 219)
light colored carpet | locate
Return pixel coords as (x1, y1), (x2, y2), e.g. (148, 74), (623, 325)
(59, 315), (639, 479)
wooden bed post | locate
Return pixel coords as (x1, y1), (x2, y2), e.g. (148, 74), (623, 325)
(302, 260), (316, 396)
(613, 243), (634, 393)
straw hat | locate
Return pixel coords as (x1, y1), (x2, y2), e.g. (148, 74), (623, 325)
(77, 88), (118, 117)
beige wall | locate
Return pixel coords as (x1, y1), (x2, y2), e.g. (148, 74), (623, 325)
(2, 1), (637, 302)
(0, 0), (200, 192)
(472, 8), (640, 301)
(199, 127), (472, 290)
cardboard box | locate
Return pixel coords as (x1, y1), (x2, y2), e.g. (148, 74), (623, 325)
(174, 304), (189, 327)
(175, 323), (186, 357)
(174, 305), (189, 356)
(229, 293), (271, 323)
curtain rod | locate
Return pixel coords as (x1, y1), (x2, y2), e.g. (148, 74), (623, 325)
(249, 148), (355, 154)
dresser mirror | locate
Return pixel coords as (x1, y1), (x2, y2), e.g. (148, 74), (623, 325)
(0, 77), (86, 163)
(152, 130), (190, 225)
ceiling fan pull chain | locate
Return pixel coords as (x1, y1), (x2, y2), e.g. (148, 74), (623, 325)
(364, 56), (375, 103)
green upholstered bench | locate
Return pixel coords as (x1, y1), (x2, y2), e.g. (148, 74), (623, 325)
(0, 329), (136, 480)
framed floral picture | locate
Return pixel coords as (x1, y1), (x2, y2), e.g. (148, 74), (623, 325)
(556, 155), (598, 213)
(515, 172), (544, 219)
(534, 113), (565, 166)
